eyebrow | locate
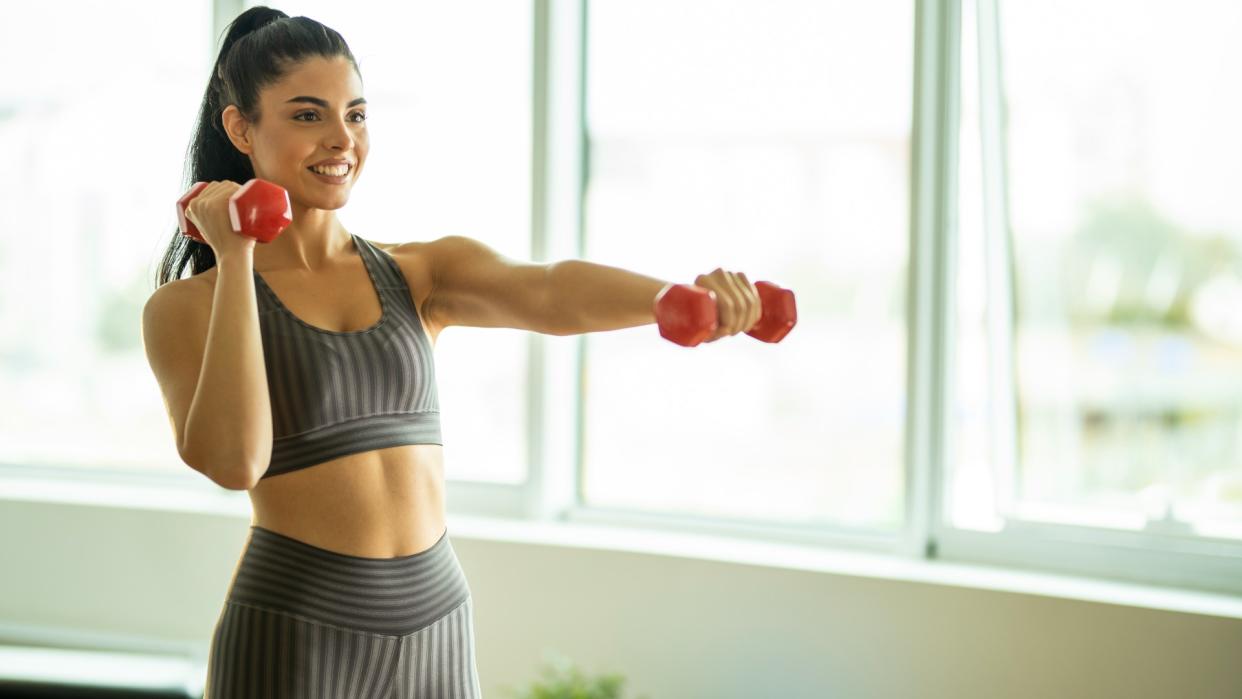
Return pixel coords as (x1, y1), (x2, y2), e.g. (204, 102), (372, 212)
(285, 96), (367, 108)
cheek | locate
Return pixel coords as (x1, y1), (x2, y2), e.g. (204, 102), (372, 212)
(257, 133), (292, 166)
(265, 130), (310, 159)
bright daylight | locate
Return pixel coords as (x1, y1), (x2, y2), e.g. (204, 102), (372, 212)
(0, 1), (1239, 697)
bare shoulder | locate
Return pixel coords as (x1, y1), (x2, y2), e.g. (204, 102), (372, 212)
(362, 237), (442, 338)
(145, 274), (212, 314)
(142, 276), (213, 353)
(141, 272), (220, 352)
(364, 237), (434, 297)
(179, 263), (222, 294)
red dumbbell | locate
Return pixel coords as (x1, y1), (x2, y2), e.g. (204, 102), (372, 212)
(176, 178), (292, 244)
(653, 280), (797, 348)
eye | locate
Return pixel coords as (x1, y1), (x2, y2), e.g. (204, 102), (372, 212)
(293, 111), (366, 123)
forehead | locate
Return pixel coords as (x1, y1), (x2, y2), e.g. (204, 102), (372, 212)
(266, 56), (363, 102)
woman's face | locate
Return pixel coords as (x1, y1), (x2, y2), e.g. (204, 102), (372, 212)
(224, 55), (368, 211)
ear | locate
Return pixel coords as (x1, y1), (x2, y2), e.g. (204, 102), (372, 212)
(220, 105), (254, 155)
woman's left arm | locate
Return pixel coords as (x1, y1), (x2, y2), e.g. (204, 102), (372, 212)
(543, 258), (671, 335)
(545, 261), (765, 341)
(426, 235), (761, 340)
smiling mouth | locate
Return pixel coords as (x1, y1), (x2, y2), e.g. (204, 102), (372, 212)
(308, 164), (352, 177)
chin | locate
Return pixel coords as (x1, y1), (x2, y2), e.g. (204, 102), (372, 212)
(301, 183), (353, 209)
(315, 196), (350, 211)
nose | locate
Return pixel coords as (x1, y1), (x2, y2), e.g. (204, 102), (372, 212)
(324, 115), (355, 152)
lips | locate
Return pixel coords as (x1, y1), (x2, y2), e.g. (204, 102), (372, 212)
(308, 162), (352, 176)
(309, 157), (355, 167)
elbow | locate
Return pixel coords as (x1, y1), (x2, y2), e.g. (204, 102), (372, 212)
(180, 442), (263, 491)
(541, 306), (584, 337)
(544, 322), (581, 337)
(198, 459), (260, 491)
(211, 464), (261, 491)
(540, 262), (583, 337)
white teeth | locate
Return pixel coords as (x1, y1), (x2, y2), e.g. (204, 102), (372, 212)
(311, 164), (349, 176)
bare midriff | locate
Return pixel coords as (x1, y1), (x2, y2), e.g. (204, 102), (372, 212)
(247, 444), (448, 558)
(197, 236), (446, 559)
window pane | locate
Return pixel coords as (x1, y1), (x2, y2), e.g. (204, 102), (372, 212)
(952, 0), (1242, 539)
(246, 1), (534, 484)
(0, 1), (212, 472)
(582, 1), (913, 529)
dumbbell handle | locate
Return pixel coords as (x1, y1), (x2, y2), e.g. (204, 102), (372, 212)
(653, 281), (797, 347)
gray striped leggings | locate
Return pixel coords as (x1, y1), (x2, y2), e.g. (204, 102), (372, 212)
(204, 524), (482, 698)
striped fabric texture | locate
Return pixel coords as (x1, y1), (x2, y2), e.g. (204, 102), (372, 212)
(252, 233), (443, 479)
(205, 525), (482, 697)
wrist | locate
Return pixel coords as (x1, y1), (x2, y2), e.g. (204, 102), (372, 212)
(652, 282), (676, 319)
(216, 249), (255, 271)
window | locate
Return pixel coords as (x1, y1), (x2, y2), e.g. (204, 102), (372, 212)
(580, 0), (914, 531)
(947, 0), (1242, 589)
(0, 1), (212, 473)
(8, 0), (1240, 595)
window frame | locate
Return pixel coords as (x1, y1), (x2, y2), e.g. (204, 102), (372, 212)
(2, 0), (1237, 599)
(156, 0), (1242, 597)
(932, 0), (1242, 596)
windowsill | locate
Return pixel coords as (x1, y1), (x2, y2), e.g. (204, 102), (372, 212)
(4, 471), (1241, 622)
(0, 645), (203, 695)
(447, 513), (1242, 621)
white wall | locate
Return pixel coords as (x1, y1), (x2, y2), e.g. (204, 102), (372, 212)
(1, 495), (1240, 698)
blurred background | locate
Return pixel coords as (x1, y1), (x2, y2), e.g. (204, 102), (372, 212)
(953, 0), (1242, 540)
(1, 1), (1240, 697)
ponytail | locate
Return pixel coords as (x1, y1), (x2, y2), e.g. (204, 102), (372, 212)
(154, 6), (359, 288)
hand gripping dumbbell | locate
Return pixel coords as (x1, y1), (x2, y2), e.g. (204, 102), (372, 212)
(175, 178), (293, 244)
(653, 281), (797, 347)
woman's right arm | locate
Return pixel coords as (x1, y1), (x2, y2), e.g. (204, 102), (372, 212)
(142, 248), (272, 490)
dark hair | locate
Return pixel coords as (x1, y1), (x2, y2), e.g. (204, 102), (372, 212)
(153, 6), (360, 288)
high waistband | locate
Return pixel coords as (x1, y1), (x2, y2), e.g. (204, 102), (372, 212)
(226, 525), (472, 637)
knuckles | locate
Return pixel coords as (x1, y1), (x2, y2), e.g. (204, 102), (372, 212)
(691, 269), (763, 336)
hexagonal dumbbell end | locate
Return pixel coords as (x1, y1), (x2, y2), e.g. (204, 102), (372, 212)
(744, 281), (797, 343)
(228, 178), (293, 243)
(654, 283), (718, 348)
(175, 181), (211, 243)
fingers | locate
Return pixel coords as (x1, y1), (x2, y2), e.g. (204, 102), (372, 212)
(734, 271), (763, 333)
(695, 268), (762, 341)
(692, 274), (721, 342)
(184, 180), (245, 247)
(185, 180), (240, 226)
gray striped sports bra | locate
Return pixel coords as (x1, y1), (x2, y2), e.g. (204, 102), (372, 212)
(252, 233), (442, 479)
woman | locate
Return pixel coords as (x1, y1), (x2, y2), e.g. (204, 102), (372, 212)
(143, 6), (763, 697)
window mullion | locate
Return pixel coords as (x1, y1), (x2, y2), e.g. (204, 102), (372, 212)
(976, 0), (1020, 522)
(522, 0), (587, 521)
(904, 0), (962, 560)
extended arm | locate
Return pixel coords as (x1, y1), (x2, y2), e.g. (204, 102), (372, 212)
(543, 258), (670, 335)
(426, 235), (670, 336)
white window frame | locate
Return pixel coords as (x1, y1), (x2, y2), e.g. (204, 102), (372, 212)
(932, 0), (1242, 595)
(3, 0), (1237, 599)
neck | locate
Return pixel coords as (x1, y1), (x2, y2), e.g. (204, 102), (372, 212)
(253, 204), (352, 274)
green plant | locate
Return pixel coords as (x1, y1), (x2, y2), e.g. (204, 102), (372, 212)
(502, 650), (651, 699)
